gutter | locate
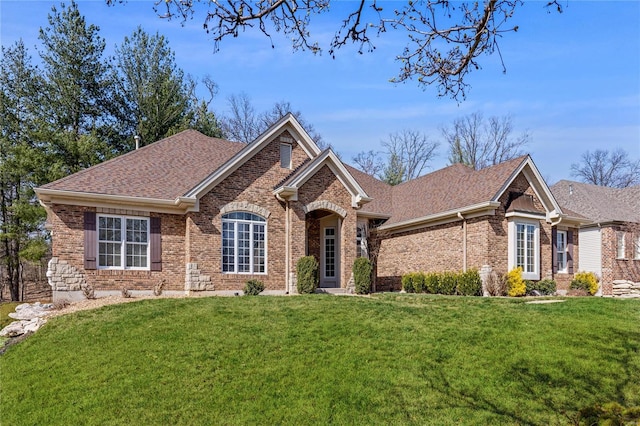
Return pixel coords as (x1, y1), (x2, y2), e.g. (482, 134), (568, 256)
(377, 201), (500, 233)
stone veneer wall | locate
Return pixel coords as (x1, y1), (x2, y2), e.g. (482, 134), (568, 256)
(612, 280), (640, 298)
(47, 257), (85, 291)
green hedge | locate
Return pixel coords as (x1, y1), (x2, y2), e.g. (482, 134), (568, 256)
(296, 256), (319, 294)
(400, 269), (483, 296)
(353, 257), (373, 295)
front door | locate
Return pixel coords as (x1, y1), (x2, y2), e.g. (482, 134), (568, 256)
(320, 216), (340, 288)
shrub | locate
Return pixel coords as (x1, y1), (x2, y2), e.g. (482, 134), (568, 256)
(401, 272), (415, 293)
(526, 279), (556, 296)
(52, 299), (70, 310)
(424, 273), (439, 294)
(296, 256), (318, 294)
(456, 269), (482, 296)
(244, 279), (265, 296)
(570, 271), (599, 295)
(353, 257), (373, 295)
(485, 271), (507, 296)
(506, 267), (526, 297)
(439, 272), (457, 295)
(153, 279), (166, 296)
(80, 283), (96, 300)
(413, 272), (427, 293)
(121, 287), (132, 298)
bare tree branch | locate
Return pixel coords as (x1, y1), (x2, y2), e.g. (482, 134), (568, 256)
(570, 149), (640, 188)
(105, 0), (563, 101)
(442, 112), (528, 170)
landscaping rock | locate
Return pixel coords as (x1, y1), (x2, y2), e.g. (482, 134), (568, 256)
(1, 302), (53, 338)
(8, 302), (54, 320)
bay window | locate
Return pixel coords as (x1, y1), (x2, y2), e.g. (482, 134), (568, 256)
(508, 220), (540, 280)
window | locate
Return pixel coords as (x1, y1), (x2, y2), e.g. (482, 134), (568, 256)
(280, 143), (292, 169)
(616, 231), (626, 259)
(509, 220), (539, 280)
(556, 230), (568, 273)
(98, 215), (149, 269)
(324, 227), (336, 278)
(635, 235), (640, 260)
(222, 212), (266, 274)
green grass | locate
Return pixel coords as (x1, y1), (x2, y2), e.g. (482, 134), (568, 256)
(1, 295), (639, 425)
(0, 302), (19, 329)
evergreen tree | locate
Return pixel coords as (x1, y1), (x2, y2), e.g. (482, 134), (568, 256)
(0, 41), (48, 301)
(38, 1), (114, 174)
(112, 27), (195, 147)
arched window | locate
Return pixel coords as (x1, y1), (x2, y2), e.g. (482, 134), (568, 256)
(222, 212), (266, 274)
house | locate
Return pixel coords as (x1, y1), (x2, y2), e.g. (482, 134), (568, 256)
(551, 181), (640, 295)
(36, 114), (575, 300)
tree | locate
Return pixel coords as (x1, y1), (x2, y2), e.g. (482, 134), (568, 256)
(570, 149), (640, 188)
(38, 1), (114, 175)
(221, 94), (325, 147)
(442, 112), (529, 170)
(0, 41), (48, 301)
(112, 27), (198, 147)
(353, 129), (438, 185)
(188, 76), (224, 138)
(107, 0), (563, 100)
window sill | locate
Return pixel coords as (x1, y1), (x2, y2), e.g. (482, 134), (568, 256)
(222, 272), (268, 275)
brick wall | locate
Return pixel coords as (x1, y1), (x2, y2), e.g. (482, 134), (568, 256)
(292, 164), (357, 288)
(185, 131), (309, 291)
(552, 227), (579, 293)
(48, 204), (185, 291)
(600, 226), (640, 295)
(373, 171), (553, 290)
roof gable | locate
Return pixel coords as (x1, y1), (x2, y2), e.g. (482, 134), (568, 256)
(185, 113), (322, 199)
(274, 149), (372, 208)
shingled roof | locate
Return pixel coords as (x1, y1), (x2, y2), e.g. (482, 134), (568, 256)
(551, 180), (640, 223)
(40, 130), (245, 200)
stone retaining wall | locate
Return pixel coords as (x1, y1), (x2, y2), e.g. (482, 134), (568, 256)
(612, 280), (640, 298)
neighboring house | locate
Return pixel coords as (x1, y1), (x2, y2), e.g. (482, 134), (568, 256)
(36, 114), (576, 300)
(551, 181), (640, 295)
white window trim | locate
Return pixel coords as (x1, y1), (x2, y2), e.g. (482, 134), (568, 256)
(557, 230), (568, 273)
(508, 218), (540, 280)
(97, 214), (150, 271)
(635, 234), (640, 260)
(356, 222), (368, 259)
(221, 213), (268, 275)
(616, 231), (626, 260)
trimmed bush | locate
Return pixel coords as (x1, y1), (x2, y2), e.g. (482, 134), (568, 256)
(456, 269), (482, 296)
(526, 279), (556, 296)
(424, 273), (439, 294)
(439, 272), (457, 295)
(413, 272), (427, 293)
(401, 272), (416, 293)
(353, 257), (373, 295)
(506, 267), (526, 297)
(296, 256), (319, 294)
(244, 279), (265, 296)
(570, 271), (599, 295)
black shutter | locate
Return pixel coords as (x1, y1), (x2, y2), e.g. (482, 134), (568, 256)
(84, 211), (97, 270)
(551, 227), (557, 274)
(567, 230), (574, 274)
(150, 216), (162, 271)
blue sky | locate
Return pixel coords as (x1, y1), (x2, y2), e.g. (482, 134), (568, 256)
(1, 0), (639, 185)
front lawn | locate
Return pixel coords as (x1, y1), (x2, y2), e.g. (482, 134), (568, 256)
(1, 295), (638, 424)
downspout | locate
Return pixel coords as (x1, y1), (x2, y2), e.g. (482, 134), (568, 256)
(457, 212), (467, 272)
(285, 200), (290, 294)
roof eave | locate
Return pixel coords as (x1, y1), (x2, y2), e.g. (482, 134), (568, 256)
(378, 201), (501, 233)
(35, 187), (197, 214)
